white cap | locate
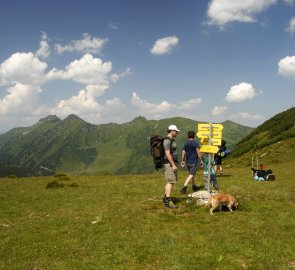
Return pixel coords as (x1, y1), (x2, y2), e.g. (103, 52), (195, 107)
(168, 124), (180, 132)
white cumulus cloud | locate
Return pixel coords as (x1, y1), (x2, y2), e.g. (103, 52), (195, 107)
(212, 105), (228, 116)
(49, 59), (112, 119)
(47, 52), (133, 123)
(55, 33), (108, 55)
(0, 83), (43, 116)
(106, 97), (126, 109)
(50, 88), (104, 119)
(108, 22), (118, 30)
(130, 92), (203, 119)
(229, 112), (264, 121)
(226, 82), (258, 102)
(50, 90), (127, 123)
(35, 31), (50, 59)
(179, 98), (202, 110)
(286, 17), (295, 35)
(84, 84), (109, 98)
(207, 0), (277, 29)
(110, 67), (133, 83)
(47, 54), (112, 85)
(0, 52), (47, 86)
(284, 0), (294, 6)
(278, 55), (295, 79)
(150, 36), (179, 55)
(131, 92), (175, 113)
(0, 34), (134, 128)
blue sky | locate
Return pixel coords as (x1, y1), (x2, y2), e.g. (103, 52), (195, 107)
(0, 0), (295, 131)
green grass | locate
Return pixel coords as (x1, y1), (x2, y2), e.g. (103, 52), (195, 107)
(0, 162), (294, 269)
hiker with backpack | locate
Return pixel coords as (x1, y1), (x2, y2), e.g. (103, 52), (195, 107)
(180, 131), (203, 194)
(214, 139), (227, 175)
(162, 125), (180, 209)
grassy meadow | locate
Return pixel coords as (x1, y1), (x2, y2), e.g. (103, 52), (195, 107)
(0, 161), (295, 269)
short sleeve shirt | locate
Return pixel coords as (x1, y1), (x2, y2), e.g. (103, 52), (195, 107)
(183, 140), (200, 164)
(163, 137), (178, 163)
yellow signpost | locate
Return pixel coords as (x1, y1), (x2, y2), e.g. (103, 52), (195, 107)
(197, 122), (224, 192)
(197, 123), (223, 145)
(197, 131), (222, 139)
(199, 137), (221, 147)
(199, 145), (219, 153)
(197, 123), (223, 132)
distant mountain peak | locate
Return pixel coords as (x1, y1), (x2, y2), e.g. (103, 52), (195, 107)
(131, 116), (147, 122)
(38, 115), (60, 123)
(63, 114), (86, 123)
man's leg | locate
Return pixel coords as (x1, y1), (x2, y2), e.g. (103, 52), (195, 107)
(180, 174), (192, 194)
(214, 165), (218, 174)
(181, 165), (197, 193)
(164, 183), (177, 208)
(191, 176), (195, 186)
(219, 165), (223, 175)
(185, 175), (194, 186)
(165, 182), (173, 198)
(164, 164), (178, 208)
(192, 176), (198, 192)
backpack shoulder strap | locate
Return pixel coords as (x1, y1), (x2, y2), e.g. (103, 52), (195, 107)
(164, 136), (172, 142)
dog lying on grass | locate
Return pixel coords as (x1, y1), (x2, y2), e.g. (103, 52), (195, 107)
(207, 193), (238, 215)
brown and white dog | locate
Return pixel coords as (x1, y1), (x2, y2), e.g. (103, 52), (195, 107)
(207, 193), (238, 215)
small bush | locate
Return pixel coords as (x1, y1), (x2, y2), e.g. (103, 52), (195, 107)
(58, 176), (71, 181)
(46, 180), (65, 189)
(54, 173), (68, 178)
(54, 173), (71, 181)
(69, 182), (79, 188)
(5, 175), (18, 179)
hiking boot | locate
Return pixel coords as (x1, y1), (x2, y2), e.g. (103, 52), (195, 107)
(192, 185), (198, 192)
(162, 196), (166, 204)
(165, 198), (178, 209)
(180, 186), (187, 194)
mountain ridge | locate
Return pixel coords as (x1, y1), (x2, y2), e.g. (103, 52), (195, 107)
(232, 107), (295, 158)
(0, 115), (253, 176)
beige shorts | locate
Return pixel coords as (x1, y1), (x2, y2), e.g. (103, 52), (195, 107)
(164, 163), (178, 183)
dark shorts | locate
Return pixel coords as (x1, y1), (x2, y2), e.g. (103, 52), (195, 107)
(215, 156), (222, 165)
(187, 164), (197, 175)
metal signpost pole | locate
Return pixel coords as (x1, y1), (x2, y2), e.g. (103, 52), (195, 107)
(207, 122), (212, 193)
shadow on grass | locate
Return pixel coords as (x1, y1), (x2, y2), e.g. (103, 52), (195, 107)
(171, 197), (188, 204)
(217, 174), (233, 178)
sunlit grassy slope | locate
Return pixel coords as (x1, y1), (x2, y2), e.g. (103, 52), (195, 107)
(228, 137), (295, 168)
(0, 161), (294, 269)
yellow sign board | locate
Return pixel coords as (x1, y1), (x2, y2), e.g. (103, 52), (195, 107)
(200, 137), (221, 146)
(197, 131), (222, 139)
(198, 123), (223, 132)
(212, 139), (222, 146)
(197, 123), (223, 146)
(200, 137), (208, 144)
(200, 145), (219, 153)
